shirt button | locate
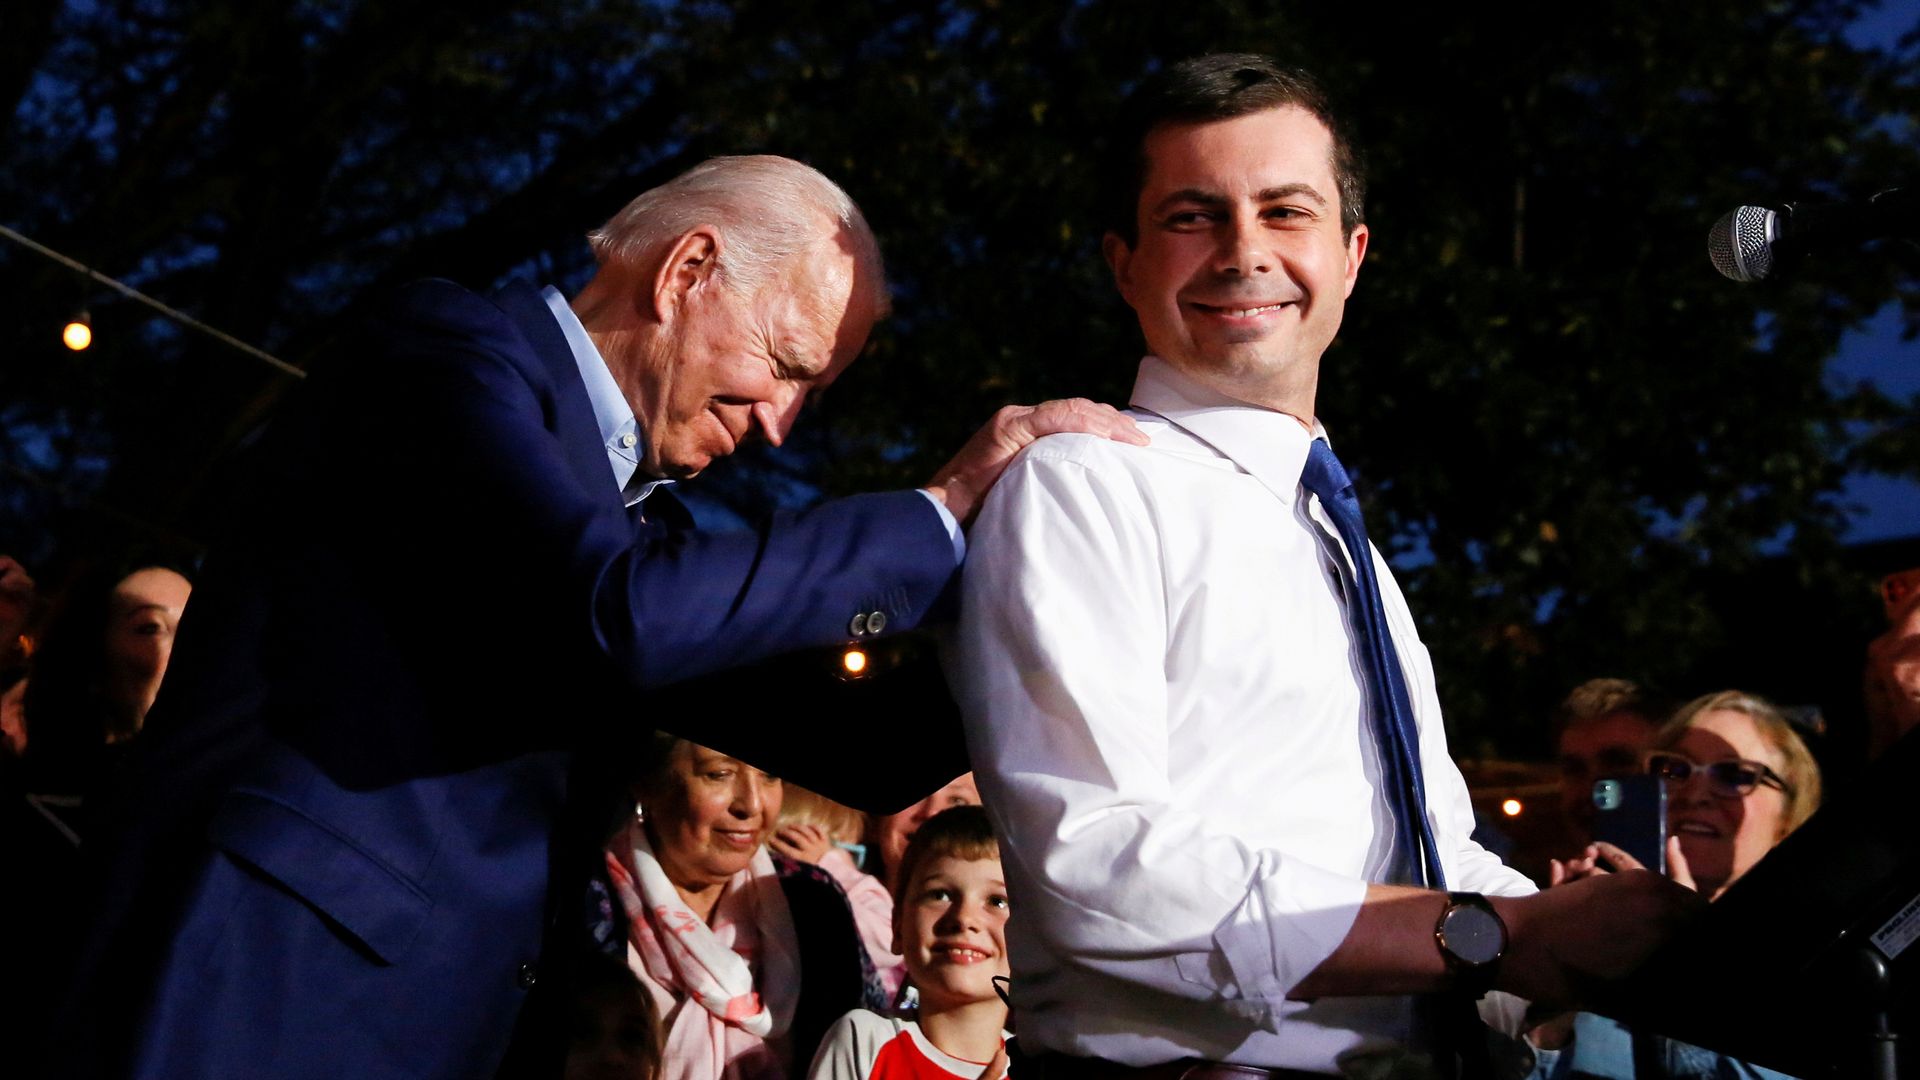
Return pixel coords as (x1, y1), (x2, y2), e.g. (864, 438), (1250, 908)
(866, 611), (888, 634)
(620, 434), (637, 449)
(848, 613), (869, 636)
(515, 962), (539, 990)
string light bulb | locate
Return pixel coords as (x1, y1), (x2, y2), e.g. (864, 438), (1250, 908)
(62, 310), (92, 351)
(1501, 798), (1523, 818)
(841, 647), (868, 675)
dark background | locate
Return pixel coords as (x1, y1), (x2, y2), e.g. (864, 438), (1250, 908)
(3, 0), (1918, 769)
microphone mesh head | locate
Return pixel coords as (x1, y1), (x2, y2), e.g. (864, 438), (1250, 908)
(1708, 205), (1776, 282)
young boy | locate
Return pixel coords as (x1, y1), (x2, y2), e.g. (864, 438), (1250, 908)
(807, 805), (1011, 1080)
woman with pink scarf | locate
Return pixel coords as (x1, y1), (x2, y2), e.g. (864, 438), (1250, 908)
(606, 736), (882, 1080)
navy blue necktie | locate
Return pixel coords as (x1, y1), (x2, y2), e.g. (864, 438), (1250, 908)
(1299, 439), (1446, 891)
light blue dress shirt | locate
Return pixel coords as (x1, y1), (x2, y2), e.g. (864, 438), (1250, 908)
(541, 286), (671, 508)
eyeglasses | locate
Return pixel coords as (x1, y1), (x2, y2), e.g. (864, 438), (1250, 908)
(1645, 752), (1792, 799)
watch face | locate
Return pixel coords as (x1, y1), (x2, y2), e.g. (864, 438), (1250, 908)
(1443, 904), (1504, 966)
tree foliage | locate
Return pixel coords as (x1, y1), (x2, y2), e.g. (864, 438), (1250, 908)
(3, 0), (1917, 755)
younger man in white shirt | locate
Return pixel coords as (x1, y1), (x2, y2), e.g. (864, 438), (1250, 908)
(951, 52), (1697, 1078)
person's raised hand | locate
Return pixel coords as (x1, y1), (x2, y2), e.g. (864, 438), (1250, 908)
(1550, 837), (1700, 899)
(769, 822), (833, 865)
(926, 400), (1148, 526)
(1548, 844), (1606, 887)
(1588, 840), (1647, 873)
(1494, 869), (1703, 1010)
(1662, 835), (1698, 894)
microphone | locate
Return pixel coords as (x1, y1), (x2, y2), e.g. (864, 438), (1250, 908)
(1707, 188), (1920, 282)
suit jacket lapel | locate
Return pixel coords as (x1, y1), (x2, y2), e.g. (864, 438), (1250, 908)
(491, 283), (621, 503)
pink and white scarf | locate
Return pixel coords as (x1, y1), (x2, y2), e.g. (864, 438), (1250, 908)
(606, 818), (802, 1080)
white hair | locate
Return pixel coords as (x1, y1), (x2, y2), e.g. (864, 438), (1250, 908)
(587, 155), (887, 309)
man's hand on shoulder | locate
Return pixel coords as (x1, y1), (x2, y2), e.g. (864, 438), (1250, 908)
(925, 399), (1148, 526)
(1493, 870), (1704, 1009)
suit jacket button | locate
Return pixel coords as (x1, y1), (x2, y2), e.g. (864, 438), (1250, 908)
(848, 613), (869, 636)
(866, 611), (888, 634)
(516, 963), (539, 990)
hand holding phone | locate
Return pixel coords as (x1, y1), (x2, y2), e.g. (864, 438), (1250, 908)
(1591, 775), (1667, 876)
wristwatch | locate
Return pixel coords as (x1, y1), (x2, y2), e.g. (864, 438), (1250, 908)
(1434, 891), (1507, 998)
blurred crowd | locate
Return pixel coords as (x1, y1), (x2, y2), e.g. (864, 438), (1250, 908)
(3, 543), (1917, 1080)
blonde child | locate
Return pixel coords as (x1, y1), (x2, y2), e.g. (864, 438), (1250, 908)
(772, 784), (907, 1001)
(807, 806), (1011, 1080)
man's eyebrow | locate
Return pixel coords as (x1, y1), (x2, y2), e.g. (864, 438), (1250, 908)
(774, 347), (823, 379)
(1152, 189), (1231, 214)
(1258, 183), (1328, 206)
(1151, 183), (1329, 214)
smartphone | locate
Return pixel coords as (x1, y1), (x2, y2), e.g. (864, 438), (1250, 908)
(1592, 775), (1667, 875)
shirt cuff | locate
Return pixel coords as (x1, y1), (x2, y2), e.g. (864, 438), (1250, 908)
(1183, 852), (1368, 1020)
(918, 489), (967, 563)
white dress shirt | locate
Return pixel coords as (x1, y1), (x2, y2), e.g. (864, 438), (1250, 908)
(950, 356), (1533, 1074)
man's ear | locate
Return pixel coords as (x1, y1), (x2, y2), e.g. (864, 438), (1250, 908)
(1102, 231), (1135, 304)
(650, 225), (724, 322)
(1341, 222), (1369, 299)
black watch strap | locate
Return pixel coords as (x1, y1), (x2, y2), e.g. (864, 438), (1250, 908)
(1434, 891), (1506, 999)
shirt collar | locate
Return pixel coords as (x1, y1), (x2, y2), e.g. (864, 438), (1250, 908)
(1128, 355), (1329, 508)
(541, 286), (671, 506)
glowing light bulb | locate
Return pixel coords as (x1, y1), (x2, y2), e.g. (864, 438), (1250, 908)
(841, 647), (868, 675)
(1500, 798), (1523, 818)
(62, 317), (92, 351)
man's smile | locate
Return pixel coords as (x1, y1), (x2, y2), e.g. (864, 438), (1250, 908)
(1190, 300), (1294, 314)
(1185, 299), (1300, 328)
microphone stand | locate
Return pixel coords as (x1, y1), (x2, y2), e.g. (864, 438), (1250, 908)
(1841, 945), (1900, 1080)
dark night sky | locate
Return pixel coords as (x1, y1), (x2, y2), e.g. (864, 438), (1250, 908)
(1831, 1), (1920, 544)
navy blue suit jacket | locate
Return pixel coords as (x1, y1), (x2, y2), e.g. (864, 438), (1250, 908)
(62, 281), (959, 1079)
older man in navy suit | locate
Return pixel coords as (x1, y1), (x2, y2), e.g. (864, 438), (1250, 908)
(57, 155), (1142, 1079)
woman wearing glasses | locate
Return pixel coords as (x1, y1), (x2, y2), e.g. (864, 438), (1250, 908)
(1526, 690), (1821, 1079)
(1642, 690), (1823, 901)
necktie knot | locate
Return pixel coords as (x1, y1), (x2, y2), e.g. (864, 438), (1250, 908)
(1300, 438), (1355, 507)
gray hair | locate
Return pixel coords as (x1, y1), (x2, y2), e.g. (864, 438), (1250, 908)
(587, 155), (887, 310)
